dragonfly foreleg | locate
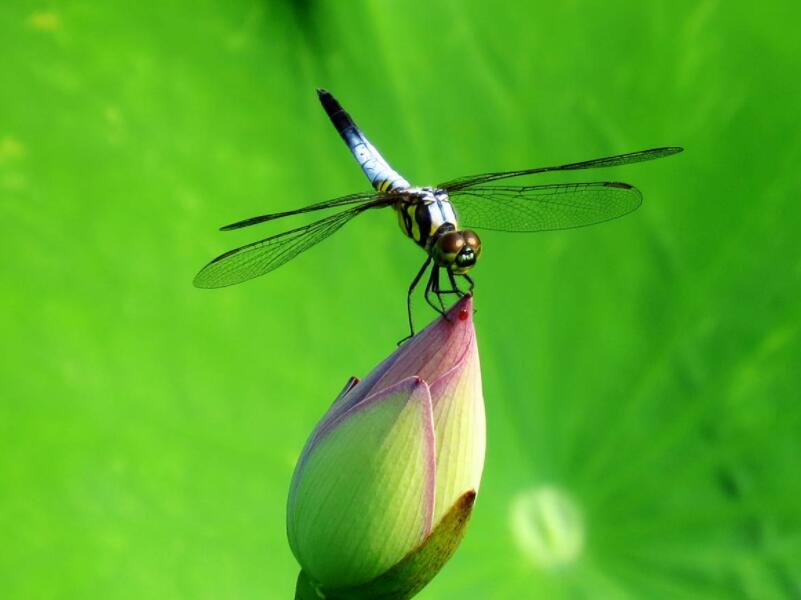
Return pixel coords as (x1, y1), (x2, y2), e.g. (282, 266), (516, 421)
(462, 273), (475, 292)
(446, 271), (466, 298)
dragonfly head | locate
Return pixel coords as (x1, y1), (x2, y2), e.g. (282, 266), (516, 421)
(433, 229), (482, 274)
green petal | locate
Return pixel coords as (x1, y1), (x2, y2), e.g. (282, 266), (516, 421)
(288, 377), (436, 589)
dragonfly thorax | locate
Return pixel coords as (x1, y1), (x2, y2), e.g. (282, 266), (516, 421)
(394, 187), (457, 250)
(394, 187), (482, 274)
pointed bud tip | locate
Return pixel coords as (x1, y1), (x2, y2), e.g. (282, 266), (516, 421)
(458, 488), (477, 509)
(445, 294), (474, 324)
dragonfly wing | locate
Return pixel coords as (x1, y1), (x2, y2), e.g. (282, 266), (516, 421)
(220, 191), (384, 231)
(449, 181), (642, 233)
(439, 147), (682, 191)
(194, 207), (365, 288)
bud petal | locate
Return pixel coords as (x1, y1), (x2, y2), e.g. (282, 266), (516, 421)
(288, 377), (436, 588)
(430, 324), (484, 524)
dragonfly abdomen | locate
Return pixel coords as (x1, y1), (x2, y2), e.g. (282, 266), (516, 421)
(318, 89), (410, 193)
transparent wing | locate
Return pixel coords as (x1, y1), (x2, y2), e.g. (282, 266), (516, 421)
(194, 207), (366, 288)
(439, 147), (682, 191)
(449, 181), (642, 233)
(220, 190), (385, 231)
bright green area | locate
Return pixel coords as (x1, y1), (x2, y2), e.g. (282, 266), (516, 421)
(2, 1), (800, 598)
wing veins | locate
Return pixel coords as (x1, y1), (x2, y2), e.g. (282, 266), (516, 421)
(219, 191), (387, 231)
(194, 207), (366, 288)
(450, 181), (643, 233)
(439, 146), (683, 191)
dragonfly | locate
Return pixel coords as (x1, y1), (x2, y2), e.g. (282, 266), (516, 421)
(194, 89), (683, 336)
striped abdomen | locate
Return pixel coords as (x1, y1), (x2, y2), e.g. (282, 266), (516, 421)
(317, 89), (410, 193)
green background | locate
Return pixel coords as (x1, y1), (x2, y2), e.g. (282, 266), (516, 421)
(2, 1), (800, 598)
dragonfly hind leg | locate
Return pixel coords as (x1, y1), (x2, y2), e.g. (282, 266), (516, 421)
(400, 257), (433, 344)
(425, 266), (447, 317)
(431, 267), (447, 312)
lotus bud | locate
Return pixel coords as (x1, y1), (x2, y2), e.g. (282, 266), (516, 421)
(287, 295), (485, 599)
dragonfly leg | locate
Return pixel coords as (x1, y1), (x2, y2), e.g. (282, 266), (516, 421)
(399, 257), (432, 344)
(432, 267), (447, 311)
(424, 266), (446, 317)
(447, 270), (466, 297)
(462, 274), (475, 292)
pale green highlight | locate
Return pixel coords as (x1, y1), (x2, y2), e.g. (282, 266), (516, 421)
(510, 486), (584, 569)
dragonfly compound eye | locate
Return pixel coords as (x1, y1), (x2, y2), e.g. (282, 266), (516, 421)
(462, 229), (480, 249)
(462, 229), (482, 259)
(438, 231), (465, 255)
(433, 231), (466, 268)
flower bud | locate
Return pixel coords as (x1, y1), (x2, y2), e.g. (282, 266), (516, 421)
(287, 296), (485, 598)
